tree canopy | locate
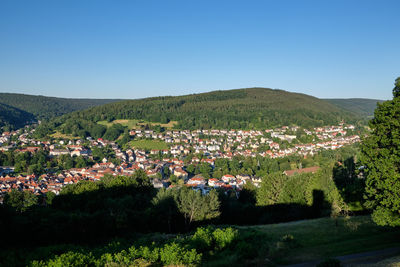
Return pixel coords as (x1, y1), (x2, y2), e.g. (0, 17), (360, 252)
(361, 77), (400, 226)
(34, 88), (359, 139)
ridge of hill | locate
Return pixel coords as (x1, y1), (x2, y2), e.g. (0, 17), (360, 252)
(39, 88), (359, 139)
(0, 93), (121, 129)
(324, 98), (385, 117)
(0, 103), (36, 130)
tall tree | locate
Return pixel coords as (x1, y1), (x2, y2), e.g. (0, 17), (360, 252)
(393, 77), (400, 98)
(360, 77), (400, 226)
(175, 187), (220, 228)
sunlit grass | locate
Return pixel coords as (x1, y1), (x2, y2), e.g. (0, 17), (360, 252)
(50, 131), (80, 140)
(240, 215), (400, 264)
(97, 119), (177, 129)
(129, 139), (168, 150)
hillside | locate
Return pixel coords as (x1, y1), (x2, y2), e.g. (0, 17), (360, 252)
(0, 103), (36, 130)
(0, 93), (121, 120)
(0, 93), (121, 129)
(50, 88), (358, 134)
(324, 98), (385, 117)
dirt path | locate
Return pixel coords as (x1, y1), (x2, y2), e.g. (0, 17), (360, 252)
(282, 247), (400, 267)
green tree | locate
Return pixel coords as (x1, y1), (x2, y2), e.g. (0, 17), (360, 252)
(4, 189), (38, 212)
(393, 77), (400, 98)
(257, 173), (288, 206)
(176, 187), (220, 227)
(360, 77), (400, 226)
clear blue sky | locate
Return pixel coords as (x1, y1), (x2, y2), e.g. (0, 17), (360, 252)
(0, 0), (398, 100)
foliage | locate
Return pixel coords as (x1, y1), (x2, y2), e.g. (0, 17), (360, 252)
(31, 251), (96, 267)
(360, 78), (400, 226)
(153, 187), (220, 227)
(35, 88), (358, 137)
(3, 189), (38, 212)
(0, 103), (35, 130)
(256, 173), (288, 206)
(324, 98), (384, 117)
(0, 93), (120, 121)
(393, 77), (400, 98)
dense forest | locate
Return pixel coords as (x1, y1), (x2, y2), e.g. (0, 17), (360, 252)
(34, 88), (361, 139)
(0, 103), (36, 130)
(324, 98), (384, 117)
(0, 93), (120, 129)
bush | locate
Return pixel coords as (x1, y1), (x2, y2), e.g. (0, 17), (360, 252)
(191, 226), (214, 251)
(31, 251), (96, 267)
(160, 242), (201, 266)
(212, 227), (238, 250)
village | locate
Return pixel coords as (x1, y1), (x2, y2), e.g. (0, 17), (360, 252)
(0, 123), (360, 199)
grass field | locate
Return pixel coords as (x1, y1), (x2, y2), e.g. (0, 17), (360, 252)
(3, 215), (399, 266)
(97, 119), (177, 129)
(129, 139), (168, 150)
(50, 131), (80, 140)
(241, 215), (400, 265)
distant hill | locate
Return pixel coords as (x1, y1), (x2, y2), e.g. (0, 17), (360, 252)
(323, 98), (385, 117)
(38, 88), (359, 139)
(0, 103), (36, 130)
(0, 93), (121, 129)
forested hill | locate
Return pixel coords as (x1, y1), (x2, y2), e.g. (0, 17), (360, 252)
(0, 103), (36, 130)
(44, 88), (358, 134)
(0, 93), (121, 121)
(323, 98), (385, 117)
(0, 93), (121, 129)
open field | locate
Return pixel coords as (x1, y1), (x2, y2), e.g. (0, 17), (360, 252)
(97, 119), (177, 129)
(50, 131), (80, 140)
(2, 215), (399, 266)
(241, 215), (400, 265)
(129, 139), (168, 150)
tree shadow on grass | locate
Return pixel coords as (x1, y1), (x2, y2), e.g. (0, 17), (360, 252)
(219, 189), (331, 226)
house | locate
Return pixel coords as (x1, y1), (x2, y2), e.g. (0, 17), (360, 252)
(221, 174), (236, 183)
(174, 168), (188, 179)
(152, 179), (166, 189)
(49, 149), (70, 156)
(207, 178), (220, 187)
(187, 176), (206, 186)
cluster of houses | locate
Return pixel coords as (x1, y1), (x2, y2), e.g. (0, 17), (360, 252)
(0, 123), (360, 199)
(130, 124), (359, 159)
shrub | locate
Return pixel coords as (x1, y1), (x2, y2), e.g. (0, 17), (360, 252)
(191, 226), (214, 251)
(160, 242), (201, 266)
(212, 227), (238, 250)
(31, 251), (96, 267)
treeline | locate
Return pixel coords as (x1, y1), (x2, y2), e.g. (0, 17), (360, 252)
(1, 146), (364, 238)
(34, 88), (359, 138)
(0, 146), (121, 175)
(182, 144), (360, 179)
(0, 171), (221, 249)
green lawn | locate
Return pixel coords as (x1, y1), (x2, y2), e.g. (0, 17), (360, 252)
(50, 131), (80, 140)
(129, 139), (168, 150)
(241, 215), (400, 265)
(97, 119), (177, 129)
(98, 119), (140, 128)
